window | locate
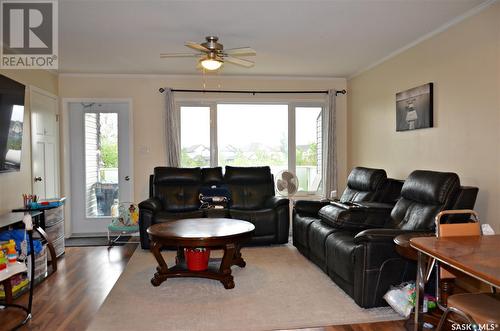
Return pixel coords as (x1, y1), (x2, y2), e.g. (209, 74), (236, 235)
(84, 112), (119, 217)
(180, 106), (210, 167)
(218, 104), (288, 175)
(296, 107), (322, 192)
(179, 102), (324, 195)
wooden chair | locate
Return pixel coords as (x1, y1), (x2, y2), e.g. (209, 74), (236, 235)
(435, 210), (500, 330)
(436, 209), (482, 305)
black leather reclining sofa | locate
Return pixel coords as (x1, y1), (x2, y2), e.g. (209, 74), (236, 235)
(139, 166), (289, 249)
(293, 167), (478, 308)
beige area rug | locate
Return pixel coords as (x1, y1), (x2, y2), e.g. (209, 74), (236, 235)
(87, 245), (402, 331)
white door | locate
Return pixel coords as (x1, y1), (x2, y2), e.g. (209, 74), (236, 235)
(69, 102), (133, 234)
(31, 88), (59, 199)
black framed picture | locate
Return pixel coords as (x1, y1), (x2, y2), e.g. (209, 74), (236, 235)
(396, 83), (433, 131)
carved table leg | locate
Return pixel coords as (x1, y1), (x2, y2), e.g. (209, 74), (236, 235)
(232, 244), (246, 268)
(176, 246), (185, 264)
(219, 243), (236, 289)
(150, 241), (168, 287)
(440, 278), (455, 307)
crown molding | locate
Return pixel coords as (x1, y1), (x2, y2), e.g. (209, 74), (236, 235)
(348, 0), (498, 80)
(58, 72), (346, 83)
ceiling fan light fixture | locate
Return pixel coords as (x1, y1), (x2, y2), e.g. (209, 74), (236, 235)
(200, 58), (223, 70)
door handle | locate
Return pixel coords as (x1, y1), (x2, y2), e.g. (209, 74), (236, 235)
(124, 176), (130, 181)
(34, 176), (43, 182)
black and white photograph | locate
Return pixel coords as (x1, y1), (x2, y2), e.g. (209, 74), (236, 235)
(396, 83), (433, 131)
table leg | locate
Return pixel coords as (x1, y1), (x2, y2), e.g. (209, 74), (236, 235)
(414, 251), (426, 331)
(2, 279), (13, 304)
(232, 244), (246, 268)
(34, 226), (57, 272)
(150, 241), (168, 287)
(176, 247), (185, 264)
(219, 243), (236, 289)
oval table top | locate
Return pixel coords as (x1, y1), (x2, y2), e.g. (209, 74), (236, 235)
(147, 218), (255, 240)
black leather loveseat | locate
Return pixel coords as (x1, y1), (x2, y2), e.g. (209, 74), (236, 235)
(293, 169), (478, 308)
(139, 166), (289, 249)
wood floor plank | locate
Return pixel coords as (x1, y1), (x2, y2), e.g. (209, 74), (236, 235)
(0, 244), (137, 331)
(0, 244), (406, 331)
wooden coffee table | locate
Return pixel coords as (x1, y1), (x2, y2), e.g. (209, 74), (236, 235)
(147, 218), (255, 289)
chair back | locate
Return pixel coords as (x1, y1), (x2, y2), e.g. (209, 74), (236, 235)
(436, 209), (481, 238)
(435, 209), (481, 280)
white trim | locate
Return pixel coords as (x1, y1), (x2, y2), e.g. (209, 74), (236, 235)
(29, 85), (58, 101)
(58, 72), (346, 82)
(349, 0), (499, 80)
(61, 97), (134, 237)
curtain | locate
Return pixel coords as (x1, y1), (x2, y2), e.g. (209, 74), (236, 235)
(164, 88), (180, 167)
(323, 90), (337, 199)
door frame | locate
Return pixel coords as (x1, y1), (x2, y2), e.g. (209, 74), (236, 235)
(61, 98), (134, 237)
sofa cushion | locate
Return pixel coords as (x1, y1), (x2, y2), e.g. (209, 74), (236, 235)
(230, 209), (276, 237)
(153, 167), (202, 212)
(201, 167), (224, 186)
(308, 221), (338, 271)
(340, 167), (387, 203)
(292, 214), (317, 254)
(391, 170), (460, 230)
(154, 167), (201, 184)
(400, 170), (459, 205)
(318, 204), (370, 231)
(224, 166), (275, 210)
(325, 231), (357, 282)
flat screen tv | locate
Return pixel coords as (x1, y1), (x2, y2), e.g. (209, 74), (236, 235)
(0, 75), (26, 173)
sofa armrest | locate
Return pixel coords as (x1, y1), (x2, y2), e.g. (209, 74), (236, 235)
(138, 198), (162, 213)
(264, 196), (289, 209)
(355, 202), (394, 211)
(294, 199), (329, 215)
(354, 228), (433, 244)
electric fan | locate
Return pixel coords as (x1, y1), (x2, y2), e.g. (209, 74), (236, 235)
(275, 170), (299, 197)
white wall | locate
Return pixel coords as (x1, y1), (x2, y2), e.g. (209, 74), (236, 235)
(59, 74), (347, 215)
(348, 3), (500, 231)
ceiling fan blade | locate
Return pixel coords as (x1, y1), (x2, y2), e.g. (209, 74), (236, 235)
(160, 53), (200, 58)
(185, 42), (210, 53)
(224, 56), (254, 68)
(224, 47), (256, 56)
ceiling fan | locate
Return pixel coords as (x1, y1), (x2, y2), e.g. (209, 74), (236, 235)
(160, 36), (256, 71)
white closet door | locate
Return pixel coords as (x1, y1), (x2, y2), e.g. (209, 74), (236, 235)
(31, 87), (59, 199)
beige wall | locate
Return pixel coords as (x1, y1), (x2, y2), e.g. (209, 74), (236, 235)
(0, 70), (58, 215)
(348, 3), (500, 231)
(58, 74), (347, 208)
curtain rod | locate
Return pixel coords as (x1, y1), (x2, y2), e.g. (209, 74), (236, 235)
(158, 88), (347, 96)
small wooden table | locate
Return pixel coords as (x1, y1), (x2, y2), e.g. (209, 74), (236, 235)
(410, 235), (500, 331)
(147, 218), (255, 289)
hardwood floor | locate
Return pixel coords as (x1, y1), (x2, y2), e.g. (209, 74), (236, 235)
(0, 244), (137, 331)
(0, 244), (406, 331)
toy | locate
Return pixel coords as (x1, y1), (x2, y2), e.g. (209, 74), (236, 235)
(111, 202), (139, 227)
(6, 239), (17, 263)
(0, 251), (7, 271)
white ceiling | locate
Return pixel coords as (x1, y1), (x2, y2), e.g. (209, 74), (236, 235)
(59, 0), (489, 77)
